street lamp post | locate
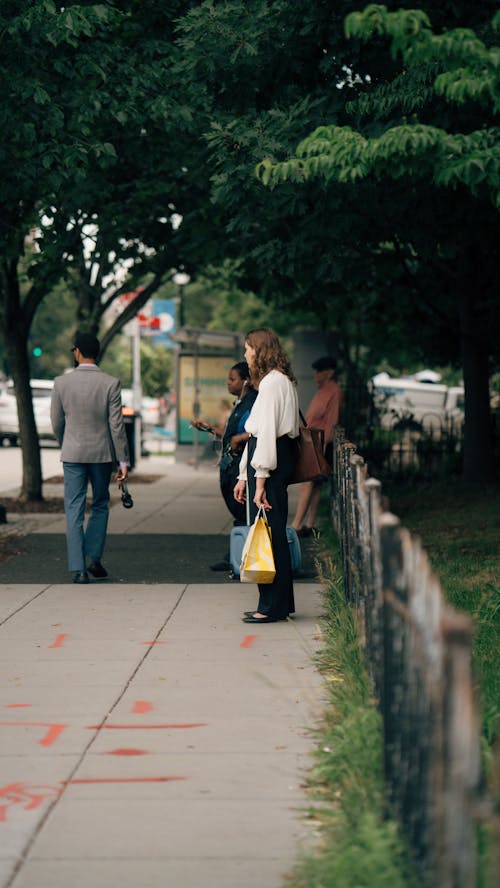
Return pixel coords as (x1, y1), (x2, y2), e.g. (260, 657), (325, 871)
(131, 316), (142, 469)
(172, 271), (190, 330)
(172, 272), (190, 451)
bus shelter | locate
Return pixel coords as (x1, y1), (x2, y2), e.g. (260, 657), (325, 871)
(171, 328), (244, 467)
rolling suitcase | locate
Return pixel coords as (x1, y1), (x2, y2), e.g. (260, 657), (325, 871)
(230, 523), (302, 577)
(230, 524), (250, 578)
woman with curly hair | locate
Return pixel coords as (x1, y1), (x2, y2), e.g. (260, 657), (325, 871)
(234, 328), (300, 623)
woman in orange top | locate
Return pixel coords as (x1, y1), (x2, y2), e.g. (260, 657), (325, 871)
(290, 355), (343, 537)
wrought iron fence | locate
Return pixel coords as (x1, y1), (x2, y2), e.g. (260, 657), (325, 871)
(331, 426), (481, 886)
(354, 420), (464, 480)
(341, 386), (464, 480)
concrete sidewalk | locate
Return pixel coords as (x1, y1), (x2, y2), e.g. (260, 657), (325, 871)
(0, 454), (326, 888)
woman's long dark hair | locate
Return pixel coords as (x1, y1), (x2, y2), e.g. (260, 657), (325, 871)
(245, 328), (297, 385)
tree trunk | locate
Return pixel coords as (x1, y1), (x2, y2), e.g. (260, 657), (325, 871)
(459, 288), (496, 483)
(1, 259), (44, 502)
(75, 267), (102, 335)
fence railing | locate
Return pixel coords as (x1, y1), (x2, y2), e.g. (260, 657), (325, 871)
(340, 382), (466, 481)
(331, 426), (481, 887)
(346, 419), (464, 481)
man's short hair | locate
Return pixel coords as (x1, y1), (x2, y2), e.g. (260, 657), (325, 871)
(73, 332), (100, 360)
(312, 355), (336, 372)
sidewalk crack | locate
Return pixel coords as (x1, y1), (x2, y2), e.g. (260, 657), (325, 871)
(4, 583), (188, 887)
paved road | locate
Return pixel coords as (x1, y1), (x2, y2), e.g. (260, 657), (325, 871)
(0, 444), (61, 495)
(0, 435), (171, 496)
(0, 456), (325, 888)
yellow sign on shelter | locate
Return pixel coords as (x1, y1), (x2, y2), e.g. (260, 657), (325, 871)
(177, 354), (236, 444)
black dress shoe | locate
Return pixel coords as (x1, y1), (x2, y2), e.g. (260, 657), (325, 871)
(242, 614), (280, 623)
(210, 561), (231, 571)
(73, 571), (89, 584)
(88, 561), (108, 578)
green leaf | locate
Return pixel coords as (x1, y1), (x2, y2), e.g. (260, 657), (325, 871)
(33, 85), (50, 105)
(99, 142), (118, 159)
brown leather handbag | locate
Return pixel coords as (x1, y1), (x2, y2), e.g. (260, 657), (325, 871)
(290, 412), (331, 484)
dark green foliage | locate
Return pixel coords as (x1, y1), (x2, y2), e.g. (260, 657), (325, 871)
(2, 1), (499, 494)
(251, 4), (499, 480)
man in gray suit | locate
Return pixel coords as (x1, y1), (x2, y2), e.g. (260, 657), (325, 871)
(51, 332), (130, 583)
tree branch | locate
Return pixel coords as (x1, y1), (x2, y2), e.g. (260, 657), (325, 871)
(99, 271), (167, 356)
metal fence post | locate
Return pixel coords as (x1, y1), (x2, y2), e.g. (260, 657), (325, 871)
(331, 426), (346, 534)
(340, 442), (357, 604)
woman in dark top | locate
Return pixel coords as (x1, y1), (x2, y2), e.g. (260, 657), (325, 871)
(192, 362), (257, 569)
(218, 362), (257, 525)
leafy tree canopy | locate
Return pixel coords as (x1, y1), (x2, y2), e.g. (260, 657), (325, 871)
(0, 0), (196, 498)
(172, 1), (499, 374)
(250, 3), (499, 479)
(257, 5), (500, 207)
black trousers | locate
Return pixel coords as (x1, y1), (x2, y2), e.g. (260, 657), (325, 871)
(220, 461), (247, 526)
(247, 436), (295, 619)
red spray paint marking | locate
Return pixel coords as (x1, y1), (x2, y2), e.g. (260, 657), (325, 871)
(40, 725), (67, 747)
(87, 723), (207, 730)
(0, 776), (185, 822)
(104, 748), (148, 756)
(0, 782), (61, 822)
(132, 701), (153, 714)
(64, 777), (186, 785)
(0, 722), (67, 747)
(141, 641), (168, 645)
(48, 633), (69, 649)
(241, 635), (257, 648)
(4, 704), (32, 709)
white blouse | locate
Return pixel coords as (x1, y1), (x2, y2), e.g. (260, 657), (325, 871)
(238, 370), (299, 479)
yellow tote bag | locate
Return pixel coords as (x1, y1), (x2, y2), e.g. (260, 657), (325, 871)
(240, 507), (276, 584)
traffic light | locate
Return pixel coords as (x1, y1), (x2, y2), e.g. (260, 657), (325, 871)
(32, 346), (42, 357)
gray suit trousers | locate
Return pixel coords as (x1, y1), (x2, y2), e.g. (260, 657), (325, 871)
(64, 462), (113, 572)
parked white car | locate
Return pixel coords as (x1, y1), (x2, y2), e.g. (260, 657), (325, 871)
(0, 381), (18, 445)
(371, 373), (464, 432)
(0, 379), (55, 445)
(121, 389), (162, 429)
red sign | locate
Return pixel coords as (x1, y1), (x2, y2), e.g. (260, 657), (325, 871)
(119, 288), (144, 304)
(137, 313), (160, 329)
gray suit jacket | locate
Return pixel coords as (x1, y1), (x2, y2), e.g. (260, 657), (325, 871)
(50, 365), (130, 464)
